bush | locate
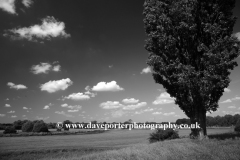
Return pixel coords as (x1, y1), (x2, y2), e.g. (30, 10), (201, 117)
(3, 126), (17, 134)
(149, 128), (179, 143)
(32, 121), (49, 132)
(235, 119), (240, 132)
(22, 121), (34, 132)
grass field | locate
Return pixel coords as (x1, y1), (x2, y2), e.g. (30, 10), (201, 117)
(0, 128), (238, 160)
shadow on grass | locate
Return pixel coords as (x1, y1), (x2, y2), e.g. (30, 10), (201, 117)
(208, 132), (240, 140)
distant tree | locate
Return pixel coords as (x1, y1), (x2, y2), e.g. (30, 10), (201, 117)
(235, 119), (240, 132)
(143, 0), (240, 139)
(3, 126), (17, 134)
(22, 121), (34, 132)
(32, 121), (49, 132)
(91, 120), (97, 124)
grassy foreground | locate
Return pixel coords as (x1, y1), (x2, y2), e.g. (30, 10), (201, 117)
(41, 138), (240, 160)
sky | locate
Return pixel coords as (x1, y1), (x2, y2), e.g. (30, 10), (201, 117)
(0, 0), (240, 123)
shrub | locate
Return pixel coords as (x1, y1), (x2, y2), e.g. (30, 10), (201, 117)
(3, 126), (17, 134)
(235, 119), (240, 132)
(32, 121), (49, 132)
(149, 128), (179, 143)
(22, 121), (34, 132)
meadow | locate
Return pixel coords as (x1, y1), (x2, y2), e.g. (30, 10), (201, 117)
(0, 127), (239, 160)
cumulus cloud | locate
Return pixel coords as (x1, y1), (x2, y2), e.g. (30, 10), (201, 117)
(220, 96), (240, 103)
(100, 101), (123, 109)
(122, 98), (139, 104)
(152, 112), (162, 115)
(63, 92), (90, 101)
(31, 62), (61, 74)
(61, 104), (82, 112)
(141, 66), (151, 74)
(7, 82), (27, 90)
(224, 88), (231, 93)
(40, 78), (72, 93)
(43, 105), (50, 109)
(7, 110), (15, 113)
(4, 16), (70, 42)
(0, 0), (16, 14)
(0, 114), (6, 117)
(92, 81), (124, 92)
(36, 116), (49, 120)
(22, 0), (33, 8)
(55, 111), (74, 117)
(122, 102), (147, 110)
(5, 104), (11, 107)
(11, 115), (17, 118)
(163, 112), (175, 116)
(68, 110), (79, 112)
(153, 92), (175, 105)
(111, 110), (125, 118)
(228, 106), (236, 109)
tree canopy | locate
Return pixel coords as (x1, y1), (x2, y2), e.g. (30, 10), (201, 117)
(143, 0), (240, 138)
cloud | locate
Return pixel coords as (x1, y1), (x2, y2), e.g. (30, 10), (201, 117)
(109, 65), (113, 68)
(100, 101), (123, 109)
(31, 62), (61, 74)
(6, 98), (9, 100)
(22, 0), (33, 8)
(220, 96), (240, 103)
(7, 82), (27, 90)
(8, 110), (15, 113)
(11, 115), (17, 118)
(111, 110), (125, 118)
(135, 111), (144, 114)
(143, 108), (154, 112)
(22, 115), (26, 117)
(68, 110), (79, 112)
(122, 98), (139, 104)
(122, 102), (147, 110)
(61, 104), (82, 112)
(152, 112), (162, 115)
(0, 0), (16, 14)
(92, 81), (124, 92)
(43, 105), (50, 109)
(153, 92), (175, 105)
(224, 88), (231, 93)
(163, 112), (175, 116)
(55, 111), (74, 117)
(36, 116), (49, 120)
(141, 66), (151, 74)
(63, 92), (90, 101)
(4, 16), (70, 42)
(228, 106), (236, 109)
(0, 114), (6, 117)
(5, 104), (11, 107)
(23, 106), (30, 109)
(40, 78), (72, 93)
(84, 91), (97, 97)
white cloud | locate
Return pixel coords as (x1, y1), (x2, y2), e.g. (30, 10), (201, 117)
(52, 65), (61, 72)
(224, 88), (231, 93)
(84, 91), (97, 97)
(40, 78), (72, 93)
(92, 81), (124, 92)
(152, 112), (162, 115)
(36, 116), (49, 120)
(61, 103), (68, 107)
(228, 106), (236, 109)
(22, 0), (33, 8)
(68, 110), (79, 112)
(11, 115), (17, 118)
(122, 98), (139, 104)
(122, 102), (147, 110)
(55, 111), (74, 117)
(7, 82), (27, 90)
(5, 104), (11, 107)
(22, 115), (26, 117)
(100, 101), (123, 109)
(141, 66), (151, 74)
(135, 111), (144, 114)
(232, 96), (240, 101)
(0, 0), (16, 14)
(220, 96), (240, 103)
(6, 98), (9, 100)
(43, 105), (50, 109)
(0, 114), (6, 117)
(143, 108), (154, 112)
(31, 62), (61, 74)
(163, 112), (175, 116)
(8, 110), (15, 113)
(4, 16), (70, 41)
(109, 65), (113, 68)
(61, 104), (82, 112)
(63, 92), (90, 101)
(111, 110), (125, 118)
(220, 99), (232, 103)
(153, 92), (175, 105)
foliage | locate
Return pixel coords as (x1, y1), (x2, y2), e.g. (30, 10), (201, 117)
(149, 128), (179, 143)
(3, 126), (17, 134)
(32, 121), (49, 132)
(235, 119), (240, 132)
(13, 120), (28, 130)
(143, 0), (240, 137)
(22, 121), (34, 132)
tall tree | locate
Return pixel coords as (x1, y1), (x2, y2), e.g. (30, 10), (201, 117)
(143, 0), (240, 139)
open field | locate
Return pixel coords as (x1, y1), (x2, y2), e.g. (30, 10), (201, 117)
(0, 128), (237, 160)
